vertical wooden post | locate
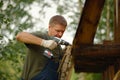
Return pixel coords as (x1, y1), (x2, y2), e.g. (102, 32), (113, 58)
(102, 66), (115, 80)
(103, 41), (115, 79)
(102, 70), (109, 80)
(108, 66), (115, 80)
(114, 0), (120, 79)
(114, 0), (120, 43)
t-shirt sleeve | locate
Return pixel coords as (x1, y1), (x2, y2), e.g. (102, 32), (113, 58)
(24, 31), (45, 49)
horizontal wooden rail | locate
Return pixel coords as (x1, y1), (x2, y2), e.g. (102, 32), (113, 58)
(72, 44), (120, 58)
(72, 44), (120, 72)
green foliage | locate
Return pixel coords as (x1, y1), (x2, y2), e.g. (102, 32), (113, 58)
(0, 0), (34, 79)
(70, 68), (80, 80)
(95, 0), (114, 43)
(0, 39), (26, 80)
(70, 69), (102, 80)
(85, 73), (102, 80)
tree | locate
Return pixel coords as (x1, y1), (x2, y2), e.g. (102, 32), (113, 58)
(0, 0), (36, 79)
(95, 0), (114, 43)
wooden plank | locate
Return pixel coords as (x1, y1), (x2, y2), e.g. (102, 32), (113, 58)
(74, 60), (107, 73)
(102, 70), (109, 80)
(73, 44), (120, 57)
(72, 0), (105, 46)
(71, 0), (105, 73)
(102, 66), (115, 80)
(72, 44), (120, 73)
(114, 0), (120, 43)
(103, 41), (116, 80)
(114, 0), (120, 78)
(108, 66), (115, 80)
(74, 55), (116, 64)
(72, 1), (105, 69)
(74, 55), (116, 72)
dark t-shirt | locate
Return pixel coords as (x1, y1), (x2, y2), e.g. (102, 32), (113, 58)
(22, 31), (63, 80)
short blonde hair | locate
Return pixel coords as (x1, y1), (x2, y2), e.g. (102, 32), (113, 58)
(49, 15), (67, 27)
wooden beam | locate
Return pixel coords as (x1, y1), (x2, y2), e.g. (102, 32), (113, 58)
(72, 1), (105, 70)
(74, 65), (106, 73)
(74, 60), (107, 73)
(72, 0), (105, 45)
(102, 66), (115, 80)
(73, 55), (116, 72)
(72, 44), (120, 57)
(114, 0), (120, 43)
(72, 44), (120, 73)
(71, 0), (105, 73)
(113, 0), (120, 77)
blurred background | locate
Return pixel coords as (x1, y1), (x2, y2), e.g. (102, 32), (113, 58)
(0, 0), (114, 80)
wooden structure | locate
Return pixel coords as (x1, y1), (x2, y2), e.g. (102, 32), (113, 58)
(71, 0), (120, 80)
